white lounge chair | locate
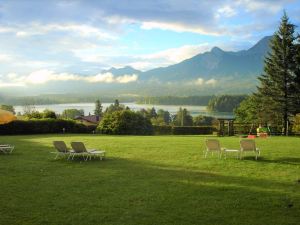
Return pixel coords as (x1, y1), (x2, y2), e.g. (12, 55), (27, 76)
(0, 144), (14, 154)
(52, 141), (73, 160)
(71, 142), (105, 161)
(204, 139), (225, 158)
(240, 139), (260, 160)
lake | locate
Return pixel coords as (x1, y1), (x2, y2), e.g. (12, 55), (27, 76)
(14, 102), (234, 118)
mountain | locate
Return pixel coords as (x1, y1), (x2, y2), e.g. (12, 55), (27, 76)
(140, 36), (272, 81)
(102, 66), (141, 76)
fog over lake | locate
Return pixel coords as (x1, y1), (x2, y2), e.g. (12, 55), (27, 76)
(14, 102), (234, 118)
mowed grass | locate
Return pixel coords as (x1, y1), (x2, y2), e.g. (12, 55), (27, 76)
(0, 135), (300, 225)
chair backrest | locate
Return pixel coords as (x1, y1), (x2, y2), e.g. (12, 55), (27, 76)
(53, 141), (68, 153)
(205, 139), (221, 151)
(240, 139), (256, 151)
(71, 142), (87, 153)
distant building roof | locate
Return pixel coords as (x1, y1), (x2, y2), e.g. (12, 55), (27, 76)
(75, 115), (100, 124)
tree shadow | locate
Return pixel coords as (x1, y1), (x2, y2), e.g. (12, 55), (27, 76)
(1, 136), (300, 225)
(243, 156), (300, 165)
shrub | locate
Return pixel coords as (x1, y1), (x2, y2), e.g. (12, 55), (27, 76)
(97, 110), (153, 135)
(153, 125), (216, 135)
(0, 119), (96, 135)
(153, 125), (173, 135)
(172, 126), (216, 135)
(43, 109), (57, 119)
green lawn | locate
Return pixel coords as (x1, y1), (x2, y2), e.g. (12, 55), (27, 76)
(0, 135), (300, 225)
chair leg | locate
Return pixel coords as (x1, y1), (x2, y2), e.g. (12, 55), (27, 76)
(205, 151), (208, 158)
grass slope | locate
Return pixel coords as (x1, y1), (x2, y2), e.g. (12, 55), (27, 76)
(0, 135), (300, 225)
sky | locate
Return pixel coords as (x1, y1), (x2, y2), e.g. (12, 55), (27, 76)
(0, 0), (300, 89)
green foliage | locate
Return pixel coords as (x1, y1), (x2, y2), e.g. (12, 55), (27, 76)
(0, 119), (96, 134)
(105, 99), (126, 114)
(42, 109), (57, 119)
(61, 109), (84, 119)
(193, 115), (216, 126)
(0, 104), (15, 114)
(152, 125), (216, 135)
(94, 99), (103, 117)
(152, 125), (173, 135)
(234, 95), (260, 124)
(207, 95), (246, 112)
(292, 114), (300, 134)
(26, 111), (43, 119)
(137, 96), (212, 105)
(172, 108), (193, 126)
(97, 110), (153, 135)
(256, 13), (299, 135)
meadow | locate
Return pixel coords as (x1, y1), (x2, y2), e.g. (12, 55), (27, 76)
(0, 134), (299, 225)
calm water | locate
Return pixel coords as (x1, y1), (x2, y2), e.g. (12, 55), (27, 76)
(14, 102), (234, 118)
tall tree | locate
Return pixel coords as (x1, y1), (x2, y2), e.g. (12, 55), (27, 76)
(256, 12), (298, 135)
(294, 34), (300, 113)
(173, 107), (193, 126)
(94, 99), (103, 117)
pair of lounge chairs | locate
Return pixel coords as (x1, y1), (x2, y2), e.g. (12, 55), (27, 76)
(204, 139), (260, 160)
(0, 144), (14, 154)
(52, 141), (105, 161)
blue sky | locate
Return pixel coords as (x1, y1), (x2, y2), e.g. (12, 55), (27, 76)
(0, 0), (299, 88)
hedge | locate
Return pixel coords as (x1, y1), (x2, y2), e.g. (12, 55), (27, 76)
(0, 120), (216, 135)
(153, 125), (216, 135)
(0, 119), (97, 135)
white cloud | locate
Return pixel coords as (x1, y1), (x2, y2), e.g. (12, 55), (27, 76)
(140, 43), (211, 64)
(216, 6), (237, 18)
(0, 69), (138, 86)
(115, 74), (138, 83)
(141, 21), (223, 36)
(0, 54), (12, 62)
(192, 77), (217, 86)
(237, 0), (286, 13)
(0, 23), (116, 40)
(205, 78), (217, 85)
(195, 78), (204, 85)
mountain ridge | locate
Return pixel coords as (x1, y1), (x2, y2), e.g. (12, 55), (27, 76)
(100, 36), (272, 83)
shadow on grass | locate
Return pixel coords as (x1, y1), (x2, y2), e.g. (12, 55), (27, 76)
(1, 136), (299, 225)
(243, 156), (300, 165)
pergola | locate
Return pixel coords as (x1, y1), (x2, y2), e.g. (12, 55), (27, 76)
(217, 118), (235, 136)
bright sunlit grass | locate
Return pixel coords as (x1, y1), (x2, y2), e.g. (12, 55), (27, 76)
(0, 135), (299, 225)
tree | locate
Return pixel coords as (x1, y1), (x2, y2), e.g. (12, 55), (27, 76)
(26, 111), (43, 119)
(0, 105), (15, 114)
(105, 99), (125, 114)
(193, 115), (215, 126)
(23, 104), (36, 116)
(294, 34), (300, 113)
(94, 99), (103, 117)
(256, 12), (298, 135)
(147, 107), (157, 119)
(207, 95), (246, 112)
(97, 110), (153, 135)
(43, 109), (57, 119)
(62, 109), (84, 119)
(173, 107), (193, 126)
(151, 109), (171, 125)
(157, 109), (171, 125)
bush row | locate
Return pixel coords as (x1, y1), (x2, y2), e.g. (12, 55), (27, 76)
(0, 119), (97, 135)
(153, 125), (216, 135)
(0, 119), (216, 135)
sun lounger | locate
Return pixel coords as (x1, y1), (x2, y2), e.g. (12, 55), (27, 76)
(71, 142), (105, 161)
(240, 139), (260, 160)
(0, 144), (14, 154)
(52, 141), (73, 159)
(204, 139), (225, 158)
